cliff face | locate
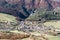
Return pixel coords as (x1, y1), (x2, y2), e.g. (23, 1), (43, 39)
(0, 0), (60, 20)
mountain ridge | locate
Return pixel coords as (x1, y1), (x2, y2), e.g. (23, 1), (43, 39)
(0, 0), (60, 20)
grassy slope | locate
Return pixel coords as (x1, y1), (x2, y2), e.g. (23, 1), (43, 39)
(0, 13), (17, 22)
(47, 35), (60, 40)
(0, 13), (60, 40)
(44, 20), (60, 28)
(44, 20), (60, 40)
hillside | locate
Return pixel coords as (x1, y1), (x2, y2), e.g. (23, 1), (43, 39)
(0, 13), (60, 40)
(0, 13), (17, 22)
(0, 0), (60, 20)
(0, 0), (60, 40)
(0, 13), (19, 31)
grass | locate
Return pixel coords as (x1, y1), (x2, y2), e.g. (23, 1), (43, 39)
(44, 20), (60, 28)
(43, 20), (60, 40)
(0, 13), (60, 40)
(0, 13), (17, 22)
(47, 35), (60, 40)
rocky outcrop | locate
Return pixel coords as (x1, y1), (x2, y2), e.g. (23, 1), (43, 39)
(0, 32), (30, 39)
(0, 0), (60, 20)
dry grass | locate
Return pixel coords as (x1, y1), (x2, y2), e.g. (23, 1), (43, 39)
(44, 20), (60, 28)
(0, 13), (17, 22)
(0, 32), (30, 39)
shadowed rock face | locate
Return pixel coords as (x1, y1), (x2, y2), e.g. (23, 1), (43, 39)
(0, 0), (60, 20)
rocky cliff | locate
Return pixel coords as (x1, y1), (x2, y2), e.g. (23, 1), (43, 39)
(0, 0), (60, 20)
